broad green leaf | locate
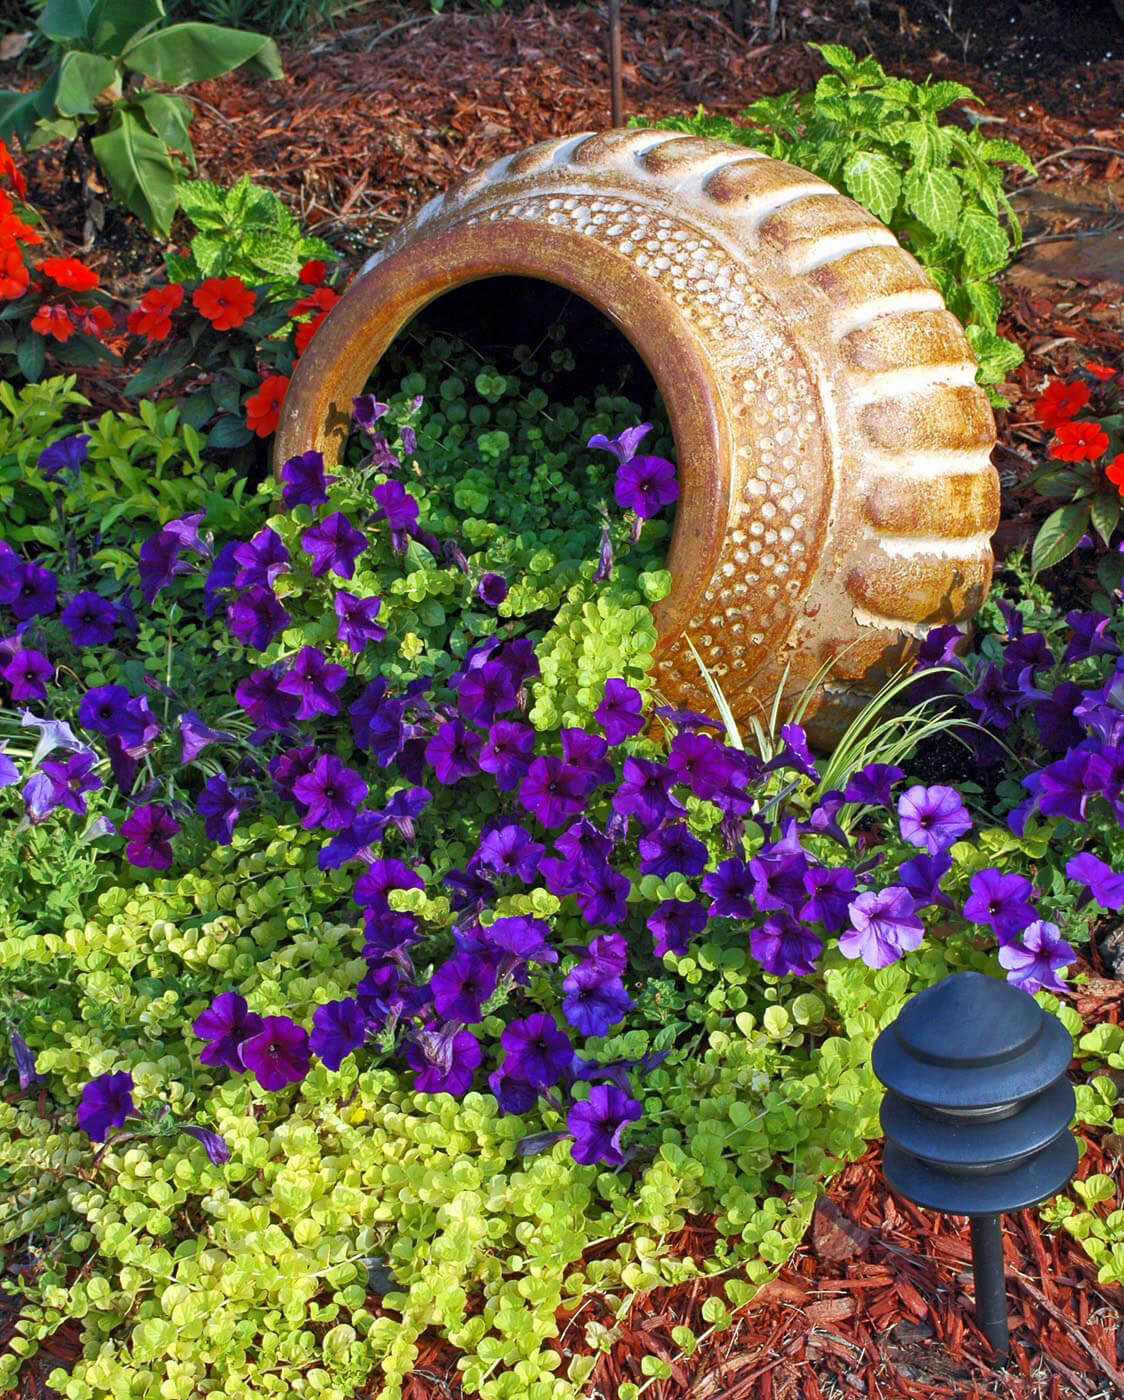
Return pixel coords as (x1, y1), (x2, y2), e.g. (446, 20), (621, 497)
(900, 120), (948, 171)
(966, 324), (1023, 383)
(91, 0), (164, 53)
(123, 338), (195, 396)
(135, 93), (193, 157)
(176, 178), (227, 229)
(206, 414), (253, 450)
(980, 137), (1036, 174)
(51, 334), (110, 367)
(17, 334), (45, 383)
(902, 167), (960, 236)
(961, 278), (1002, 328)
(0, 88), (48, 144)
(190, 231), (229, 276)
(1031, 502), (1090, 575)
(123, 23), (282, 84)
(841, 148), (901, 224)
(1090, 491), (1121, 548)
(25, 115), (81, 150)
(38, 0), (97, 42)
(55, 52), (118, 118)
(920, 78), (979, 111)
(957, 206), (1010, 277)
(807, 42), (860, 77)
(91, 110), (179, 234)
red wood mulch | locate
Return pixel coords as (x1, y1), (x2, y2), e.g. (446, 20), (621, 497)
(3, 3), (1124, 1397)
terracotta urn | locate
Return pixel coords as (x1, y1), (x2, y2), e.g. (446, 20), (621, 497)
(274, 130), (998, 742)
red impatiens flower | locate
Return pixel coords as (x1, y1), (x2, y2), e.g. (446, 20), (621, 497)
(0, 140), (26, 198)
(127, 283), (185, 341)
(1049, 419), (1110, 462)
(293, 311), (327, 356)
(1035, 379), (1089, 430)
(192, 276), (255, 331)
(0, 242), (28, 300)
(74, 305), (114, 339)
(0, 193), (41, 247)
(1107, 453), (1124, 497)
(298, 258), (327, 286)
(245, 375), (289, 438)
(30, 304), (74, 342)
(291, 285), (338, 319)
(38, 256), (98, 291)
(1085, 361), (1118, 382)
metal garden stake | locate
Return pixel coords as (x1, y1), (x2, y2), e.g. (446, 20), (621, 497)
(872, 971), (1078, 1360)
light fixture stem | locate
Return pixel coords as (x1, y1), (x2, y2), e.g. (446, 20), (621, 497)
(969, 1213), (1010, 1360)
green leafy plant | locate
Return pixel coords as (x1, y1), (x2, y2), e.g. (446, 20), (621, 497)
(636, 42), (1034, 396)
(166, 0), (343, 33)
(163, 175), (339, 293)
(0, 0), (283, 234)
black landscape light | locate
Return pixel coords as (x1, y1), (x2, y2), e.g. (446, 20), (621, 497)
(872, 970), (1078, 1360)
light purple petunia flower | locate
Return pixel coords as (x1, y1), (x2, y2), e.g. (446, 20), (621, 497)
(839, 886), (924, 969)
(897, 784), (972, 855)
(587, 421), (653, 466)
(300, 512), (368, 580)
(334, 590), (385, 652)
(1066, 852), (1124, 912)
(179, 709), (234, 764)
(613, 454), (678, 519)
(238, 1016), (311, 1091)
(998, 920), (1075, 995)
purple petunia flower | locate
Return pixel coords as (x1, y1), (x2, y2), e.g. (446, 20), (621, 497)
(353, 856), (424, 909)
(593, 526), (613, 583)
(425, 719), (483, 785)
(39, 749), (101, 816)
(799, 865), (856, 934)
(2, 647), (51, 701)
(23, 770), (59, 823)
(965, 664), (1021, 729)
(897, 785), (972, 855)
(193, 991), (265, 1071)
(475, 823), (544, 883)
(476, 720), (535, 789)
(898, 848), (954, 910)
(488, 1068), (538, 1116)
(749, 823), (809, 912)
(281, 449), (336, 508)
(647, 898), (707, 957)
(430, 953), (499, 1023)
(750, 912), (823, 977)
(139, 513), (207, 604)
(555, 817), (614, 875)
(77, 685), (149, 747)
(196, 773), (251, 845)
(179, 710), (233, 764)
(1032, 682), (1086, 755)
(334, 590), (385, 652)
(371, 480), (419, 554)
(9, 1029), (44, 1091)
(238, 1016), (311, 1091)
(575, 862), (631, 926)
(1062, 610), (1117, 666)
(0, 748), (18, 788)
(843, 762), (905, 807)
(180, 1124), (231, 1164)
(613, 454), (678, 519)
(839, 886), (924, 969)
(456, 661), (517, 728)
(702, 857), (755, 920)
(301, 512), (368, 579)
(587, 422), (653, 465)
(1032, 750), (1097, 823)
(9, 562), (57, 620)
(203, 541), (240, 617)
(309, 998), (368, 1071)
(595, 677), (645, 746)
(37, 434), (90, 481)
(118, 804), (177, 869)
(501, 1013), (571, 1088)
(637, 821), (707, 878)
(611, 756), (682, 830)
(667, 731), (738, 802)
(567, 1083), (641, 1166)
(77, 1070), (135, 1141)
(60, 592), (117, 647)
(352, 395), (389, 431)
(479, 915), (557, 972)
(226, 586), (291, 652)
(405, 1025), (482, 1096)
(962, 867), (1037, 944)
(1066, 852), (1124, 912)
(233, 527), (290, 592)
(292, 753), (368, 831)
(561, 964), (632, 1037)
(998, 920), (1075, 994)
(560, 728), (614, 792)
(277, 645), (348, 719)
(519, 755), (590, 828)
(477, 572), (508, 607)
(235, 666), (300, 734)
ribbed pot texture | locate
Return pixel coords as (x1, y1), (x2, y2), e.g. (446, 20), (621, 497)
(274, 130), (999, 742)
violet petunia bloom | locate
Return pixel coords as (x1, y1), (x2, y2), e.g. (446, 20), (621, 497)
(560, 728), (614, 792)
(280, 449), (335, 508)
(962, 868), (1037, 945)
(595, 678), (645, 745)
(519, 755), (590, 828)
(405, 1025), (481, 1096)
(998, 921), (1075, 995)
(235, 666), (300, 733)
(196, 773), (251, 845)
(611, 756), (682, 830)
(9, 562), (57, 620)
(584, 933), (628, 978)
(555, 817), (614, 876)
(799, 865), (856, 934)
(309, 998), (368, 1071)
(501, 1013), (571, 1088)
(575, 862), (631, 926)
(613, 454), (678, 519)
(965, 664), (1021, 729)
(479, 915), (557, 971)
(181, 1124), (231, 1165)
(1032, 682), (1085, 754)
(292, 753), (368, 831)
(1032, 750), (1097, 823)
(702, 857), (756, 920)
(238, 1015), (311, 1091)
(839, 886), (924, 969)
(352, 856), (424, 909)
(233, 527), (291, 590)
(139, 512), (208, 604)
(277, 645), (348, 719)
(637, 821), (707, 878)
(77, 1070), (135, 1141)
(37, 433), (90, 481)
(334, 590), (385, 652)
(567, 1083), (641, 1166)
(475, 823), (544, 883)
(78, 685), (147, 747)
(456, 661), (517, 728)
(0, 748), (18, 788)
(371, 480), (419, 553)
(1062, 610), (1118, 666)
(120, 803), (180, 869)
(226, 586), (291, 652)
(39, 749), (101, 816)
(477, 719), (536, 790)
(667, 731), (738, 802)
(2, 648), (51, 700)
(750, 912), (822, 977)
(477, 572), (508, 607)
(593, 526), (613, 583)
(23, 770), (59, 823)
(843, 762), (905, 808)
(10, 1029), (44, 1091)
(60, 592), (116, 647)
(430, 953), (499, 1023)
(648, 898), (707, 957)
(203, 541), (240, 617)
(488, 1067), (538, 1116)
(1066, 852), (1124, 912)
(749, 823), (809, 912)
(897, 784), (972, 855)
(301, 512), (368, 579)
(561, 965), (632, 1038)
(352, 395), (389, 431)
(179, 710), (233, 764)
(20, 710), (82, 766)
(898, 848), (955, 910)
(426, 719), (483, 784)
(193, 991), (264, 1070)
(587, 421), (653, 465)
